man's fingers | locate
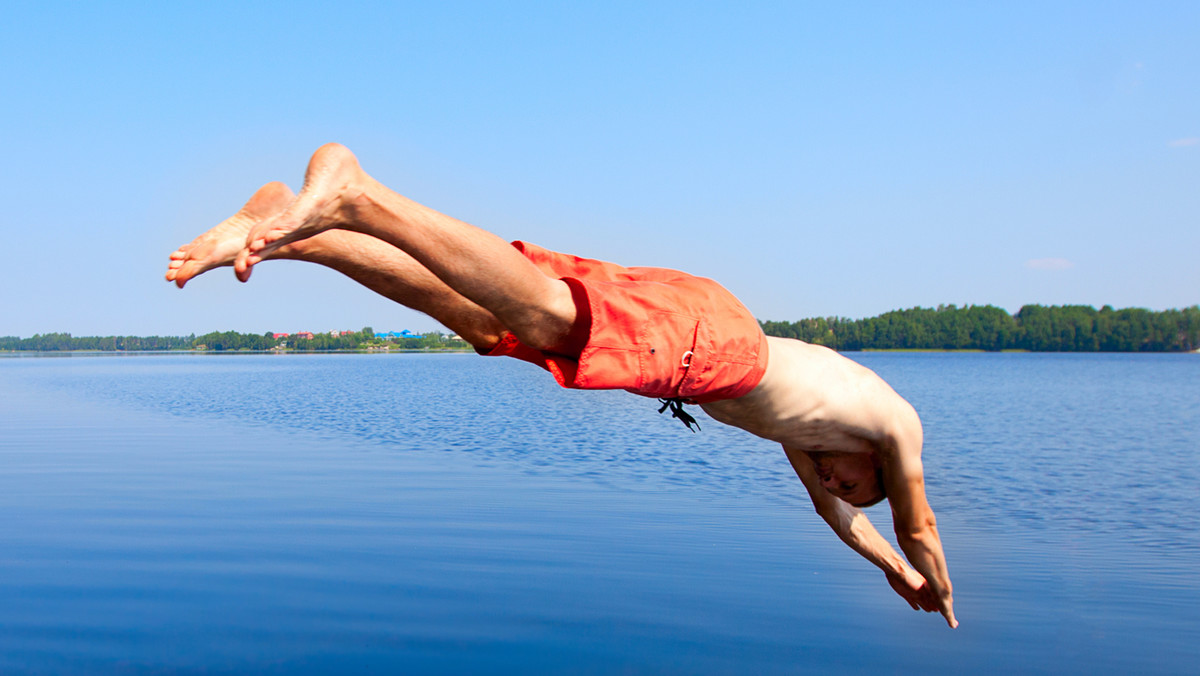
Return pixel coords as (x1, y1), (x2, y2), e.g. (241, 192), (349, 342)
(902, 579), (937, 612)
(943, 608), (959, 628)
(885, 572), (933, 613)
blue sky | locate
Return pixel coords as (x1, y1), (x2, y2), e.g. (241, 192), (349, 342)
(1, 1), (1196, 336)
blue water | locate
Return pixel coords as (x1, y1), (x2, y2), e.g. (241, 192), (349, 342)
(1, 352), (1197, 674)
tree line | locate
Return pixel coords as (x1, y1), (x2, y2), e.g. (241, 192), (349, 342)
(5, 305), (1199, 353)
(0, 327), (472, 352)
(0, 333), (195, 351)
(760, 304), (1200, 352)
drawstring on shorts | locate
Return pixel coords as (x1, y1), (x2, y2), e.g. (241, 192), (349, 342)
(658, 397), (700, 432)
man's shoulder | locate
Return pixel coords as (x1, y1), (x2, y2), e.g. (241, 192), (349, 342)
(763, 335), (816, 363)
(762, 336), (850, 380)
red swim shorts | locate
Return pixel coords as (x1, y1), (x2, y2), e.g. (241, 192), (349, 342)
(482, 241), (768, 404)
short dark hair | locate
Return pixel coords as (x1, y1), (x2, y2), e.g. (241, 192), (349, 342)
(851, 467), (887, 508)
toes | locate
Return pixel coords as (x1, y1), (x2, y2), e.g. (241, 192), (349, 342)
(235, 260), (253, 283)
(249, 233), (276, 252)
(262, 228), (292, 246)
(173, 261), (201, 287)
(234, 250), (251, 280)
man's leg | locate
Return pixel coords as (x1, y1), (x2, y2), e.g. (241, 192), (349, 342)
(236, 144), (578, 352)
(167, 182), (508, 348)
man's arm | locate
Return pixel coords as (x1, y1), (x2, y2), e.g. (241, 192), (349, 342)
(877, 404), (958, 627)
(784, 447), (938, 615)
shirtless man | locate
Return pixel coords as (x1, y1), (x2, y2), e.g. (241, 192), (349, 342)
(166, 144), (957, 627)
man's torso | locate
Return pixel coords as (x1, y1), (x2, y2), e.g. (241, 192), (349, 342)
(701, 336), (901, 454)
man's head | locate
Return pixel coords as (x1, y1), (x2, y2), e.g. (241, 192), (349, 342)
(806, 451), (886, 508)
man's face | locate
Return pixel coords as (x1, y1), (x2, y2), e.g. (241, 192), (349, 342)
(808, 451), (882, 507)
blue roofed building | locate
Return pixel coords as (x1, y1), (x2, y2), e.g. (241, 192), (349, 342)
(375, 330), (425, 339)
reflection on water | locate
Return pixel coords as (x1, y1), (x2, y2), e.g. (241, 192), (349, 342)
(1, 352), (1197, 674)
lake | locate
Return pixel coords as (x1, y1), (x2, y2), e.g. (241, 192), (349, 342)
(0, 351), (1197, 674)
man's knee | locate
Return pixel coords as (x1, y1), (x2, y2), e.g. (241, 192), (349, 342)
(509, 310), (574, 353)
(509, 279), (585, 353)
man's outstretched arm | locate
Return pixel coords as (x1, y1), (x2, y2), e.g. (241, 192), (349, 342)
(784, 448), (939, 615)
(877, 404), (957, 627)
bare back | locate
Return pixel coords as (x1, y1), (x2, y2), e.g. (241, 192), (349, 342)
(700, 336), (917, 454)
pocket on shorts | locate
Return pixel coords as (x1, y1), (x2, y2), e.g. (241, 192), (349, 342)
(636, 311), (699, 398)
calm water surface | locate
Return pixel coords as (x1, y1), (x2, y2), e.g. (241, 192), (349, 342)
(1, 352), (1197, 674)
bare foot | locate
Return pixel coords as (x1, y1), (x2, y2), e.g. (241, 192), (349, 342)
(236, 143), (366, 279)
(166, 181), (294, 288)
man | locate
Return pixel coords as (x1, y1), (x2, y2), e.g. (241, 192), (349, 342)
(166, 144), (957, 627)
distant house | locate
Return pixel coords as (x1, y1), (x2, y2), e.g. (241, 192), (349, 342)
(294, 331), (314, 340)
(375, 330), (424, 340)
(272, 333), (289, 339)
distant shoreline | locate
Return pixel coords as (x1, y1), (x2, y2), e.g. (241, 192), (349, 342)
(761, 303), (1200, 352)
(4, 347), (1196, 357)
(1, 348), (476, 355)
(5, 302), (1199, 353)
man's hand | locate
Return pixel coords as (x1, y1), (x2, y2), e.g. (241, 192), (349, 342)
(887, 570), (957, 627)
(885, 568), (937, 612)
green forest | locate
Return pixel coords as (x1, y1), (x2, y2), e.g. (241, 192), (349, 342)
(3, 304), (1199, 353)
(0, 327), (473, 353)
(760, 304), (1200, 352)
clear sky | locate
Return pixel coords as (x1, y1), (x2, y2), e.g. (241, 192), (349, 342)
(2, 1), (1197, 337)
